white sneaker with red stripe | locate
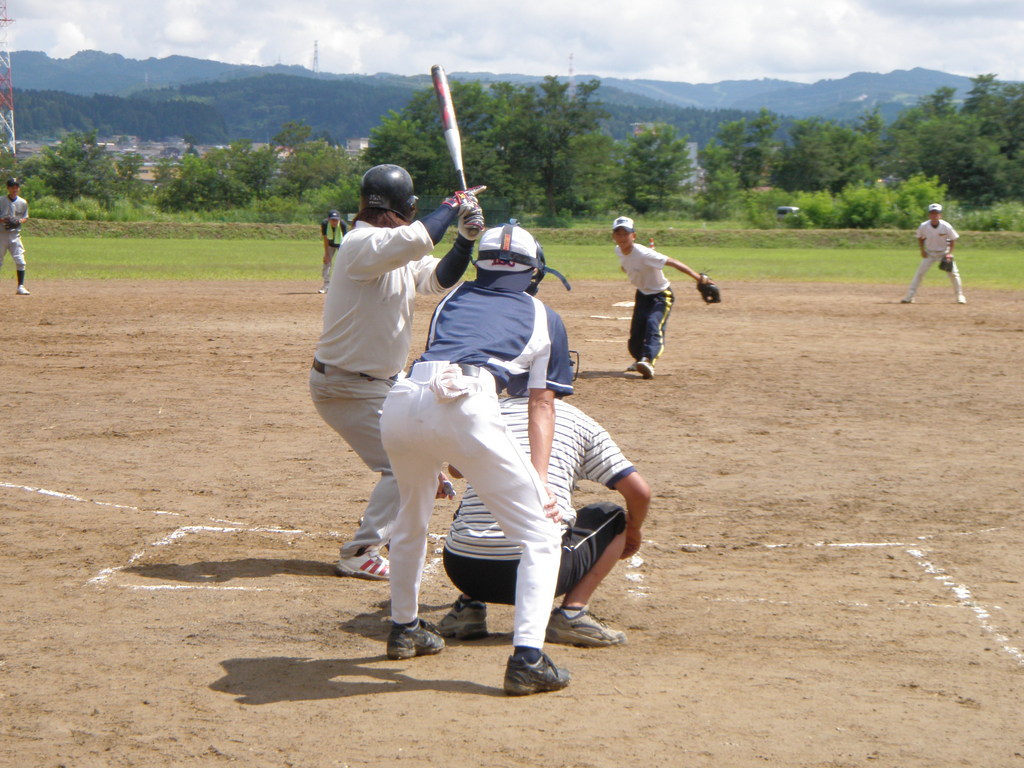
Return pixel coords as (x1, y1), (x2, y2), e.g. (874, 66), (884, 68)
(335, 547), (390, 580)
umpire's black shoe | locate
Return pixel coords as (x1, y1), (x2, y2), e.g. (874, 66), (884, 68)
(503, 651), (571, 696)
(386, 619), (445, 660)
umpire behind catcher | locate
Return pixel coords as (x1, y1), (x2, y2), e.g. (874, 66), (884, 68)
(437, 395), (651, 648)
(309, 164), (483, 581)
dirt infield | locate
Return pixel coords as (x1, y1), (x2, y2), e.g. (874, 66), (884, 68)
(2, 279), (1023, 768)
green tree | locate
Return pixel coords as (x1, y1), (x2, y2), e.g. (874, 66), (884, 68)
(34, 130), (118, 206)
(774, 117), (879, 194)
(886, 90), (1007, 205)
(620, 123), (694, 212)
(113, 151), (148, 202)
(275, 140), (353, 199)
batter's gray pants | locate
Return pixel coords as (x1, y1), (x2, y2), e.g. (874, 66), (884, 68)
(309, 366), (398, 558)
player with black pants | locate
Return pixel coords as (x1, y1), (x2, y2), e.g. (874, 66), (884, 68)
(612, 215), (714, 379)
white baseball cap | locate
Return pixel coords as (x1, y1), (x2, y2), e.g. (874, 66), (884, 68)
(476, 224), (539, 272)
(612, 216), (635, 232)
(928, 203), (942, 212)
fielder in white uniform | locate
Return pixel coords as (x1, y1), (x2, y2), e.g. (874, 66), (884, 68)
(309, 164), (483, 580)
(379, 223), (576, 696)
(438, 397), (651, 648)
(1, 178), (30, 295)
(612, 216), (709, 378)
(902, 203), (965, 304)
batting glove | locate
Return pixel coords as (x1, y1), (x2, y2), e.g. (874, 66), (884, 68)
(442, 185), (486, 213)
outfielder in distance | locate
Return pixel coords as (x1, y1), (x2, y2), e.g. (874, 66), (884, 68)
(901, 203), (966, 305)
(612, 216), (719, 379)
(1, 178), (30, 295)
(309, 164), (484, 581)
(379, 222), (576, 696)
(437, 396), (651, 648)
(318, 209), (348, 294)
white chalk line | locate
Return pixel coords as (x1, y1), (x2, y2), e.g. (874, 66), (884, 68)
(1, 481), (181, 517)
(906, 549), (1024, 667)
(87, 524), (312, 590)
(8, 480), (1021, 664)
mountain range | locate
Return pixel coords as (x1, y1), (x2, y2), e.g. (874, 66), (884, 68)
(10, 50), (985, 144)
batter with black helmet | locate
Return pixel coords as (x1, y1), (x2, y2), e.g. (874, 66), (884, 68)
(1, 178), (30, 295)
(309, 164), (484, 580)
(379, 222), (576, 696)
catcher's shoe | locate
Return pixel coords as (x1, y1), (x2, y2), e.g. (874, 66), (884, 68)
(386, 619), (445, 660)
(545, 607), (627, 647)
(503, 651), (571, 696)
(437, 597), (488, 640)
(636, 358), (654, 379)
(335, 547), (389, 580)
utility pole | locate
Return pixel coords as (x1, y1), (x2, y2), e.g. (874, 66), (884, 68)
(312, 40), (319, 77)
(0, 0), (15, 156)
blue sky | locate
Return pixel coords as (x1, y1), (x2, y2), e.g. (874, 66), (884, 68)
(9, 0), (1024, 84)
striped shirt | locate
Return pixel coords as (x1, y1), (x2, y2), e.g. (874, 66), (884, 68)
(444, 397), (636, 560)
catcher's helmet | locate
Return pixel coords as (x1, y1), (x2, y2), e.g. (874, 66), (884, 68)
(360, 164), (416, 220)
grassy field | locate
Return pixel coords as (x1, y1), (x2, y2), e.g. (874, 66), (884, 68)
(8, 237), (1022, 289)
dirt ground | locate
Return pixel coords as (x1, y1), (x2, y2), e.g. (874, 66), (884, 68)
(2, 277), (1023, 768)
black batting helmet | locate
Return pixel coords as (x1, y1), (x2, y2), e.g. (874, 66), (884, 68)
(360, 165), (416, 220)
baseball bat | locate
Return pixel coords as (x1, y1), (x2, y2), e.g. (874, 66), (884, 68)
(430, 64), (469, 191)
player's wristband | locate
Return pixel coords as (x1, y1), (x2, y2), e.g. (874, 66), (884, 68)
(420, 204), (459, 246)
(435, 235), (475, 288)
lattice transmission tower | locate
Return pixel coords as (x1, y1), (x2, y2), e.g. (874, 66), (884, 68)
(0, 0), (14, 156)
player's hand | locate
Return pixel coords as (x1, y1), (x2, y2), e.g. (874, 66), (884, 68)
(622, 527), (643, 559)
(435, 472), (456, 500)
(458, 205), (485, 241)
(442, 186), (486, 213)
(543, 485), (561, 523)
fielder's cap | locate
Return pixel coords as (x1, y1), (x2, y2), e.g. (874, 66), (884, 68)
(928, 203), (942, 212)
(6, 177), (19, 187)
(476, 223), (539, 272)
(612, 215), (634, 232)
(327, 209), (341, 218)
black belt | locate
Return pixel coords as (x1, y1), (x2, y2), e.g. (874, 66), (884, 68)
(312, 358), (397, 382)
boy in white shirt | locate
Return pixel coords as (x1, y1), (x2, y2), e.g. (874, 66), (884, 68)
(902, 203), (965, 304)
(612, 216), (710, 378)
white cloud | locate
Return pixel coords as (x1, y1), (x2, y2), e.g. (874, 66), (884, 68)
(8, 0), (1024, 83)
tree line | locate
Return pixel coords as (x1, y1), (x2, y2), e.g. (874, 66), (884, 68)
(6, 74), (1024, 230)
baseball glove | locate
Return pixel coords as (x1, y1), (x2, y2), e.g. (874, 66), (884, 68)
(938, 255), (954, 272)
(697, 274), (721, 303)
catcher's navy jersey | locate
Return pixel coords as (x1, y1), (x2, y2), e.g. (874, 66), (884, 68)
(418, 282), (574, 396)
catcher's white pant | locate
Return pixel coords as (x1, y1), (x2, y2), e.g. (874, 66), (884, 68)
(1, 230), (26, 270)
(905, 254), (963, 300)
(309, 367), (399, 557)
(381, 361), (562, 649)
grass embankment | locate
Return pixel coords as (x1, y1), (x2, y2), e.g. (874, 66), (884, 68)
(15, 221), (1024, 288)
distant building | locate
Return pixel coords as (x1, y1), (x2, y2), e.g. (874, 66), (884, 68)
(345, 137), (369, 156)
